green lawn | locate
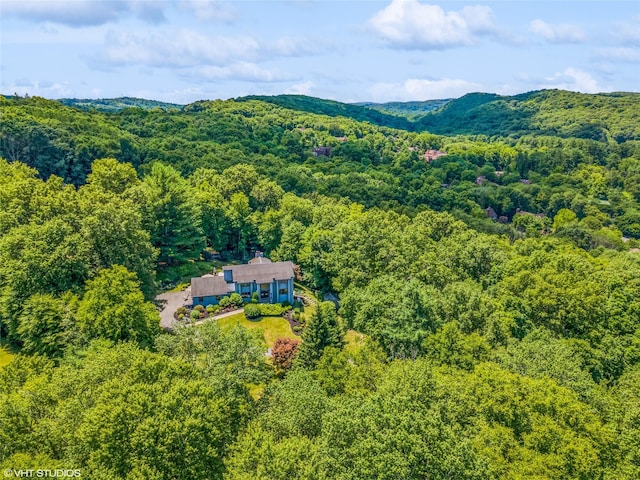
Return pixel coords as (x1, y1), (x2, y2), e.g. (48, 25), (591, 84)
(0, 343), (15, 368)
(216, 312), (298, 348)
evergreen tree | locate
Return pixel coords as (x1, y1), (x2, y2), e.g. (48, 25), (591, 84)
(142, 163), (205, 265)
(296, 301), (343, 368)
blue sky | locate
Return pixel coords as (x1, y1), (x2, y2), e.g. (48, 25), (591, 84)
(1, 1), (638, 103)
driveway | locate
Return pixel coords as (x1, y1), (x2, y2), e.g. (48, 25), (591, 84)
(156, 289), (190, 330)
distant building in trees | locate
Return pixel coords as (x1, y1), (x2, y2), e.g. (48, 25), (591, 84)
(485, 207), (498, 221)
(312, 147), (332, 156)
(424, 149), (447, 162)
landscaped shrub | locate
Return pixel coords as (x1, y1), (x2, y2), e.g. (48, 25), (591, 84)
(258, 304), (283, 316)
(293, 325), (303, 333)
(178, 313), (184, 320)
(206, 304), (220, 315)
(176, 306), (187, 315)
(282, 300), (292, 308)
(271, 337), (300, 373)
(251, 291), (259, 304)
(229, 293), (243, 306)
(190, 310), (200, 320)
(294, 312), (301, 321)
(193, 304), (204, 312)
(244, 303), (261, 319)
(218, 296), (231, 308)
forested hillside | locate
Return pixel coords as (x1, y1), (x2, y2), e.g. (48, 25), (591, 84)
(416, 90), (640, 141)
(59, 97), (183, 112)
(1, 91), (639, 478)
(356, 98), (451, 117)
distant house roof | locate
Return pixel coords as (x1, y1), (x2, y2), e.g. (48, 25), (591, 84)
(223, 261), (295, 285)
(191, 275), (234, 298)
(424, 149), (447, 162)
(485, 207), (498, 220)
(248, 256), (272, 265)
(248, 251), (272, 265)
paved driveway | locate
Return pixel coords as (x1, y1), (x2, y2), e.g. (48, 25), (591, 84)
(156, 289), (190, 330)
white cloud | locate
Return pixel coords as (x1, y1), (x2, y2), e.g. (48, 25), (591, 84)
(368, 77), (482, 102)
(540, 68), (608, 94)
(593, 47), (640, 63)
(529, 19), (586, 43)
(1, 0), (165, 27)
(285, 81), (315, 95)
(99, 29), (261, 68)
(93, 28), (323, 73)
(369, 0), (496, 49)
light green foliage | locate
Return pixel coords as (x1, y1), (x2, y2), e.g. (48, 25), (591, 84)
(16, 293), (76, 358)
(553, 208), (578, 231)
(155, 320), (269, 395)
(495, 328), (602, 405)
(244, 303), (260, 319)
(423, 322), (490, 370)
(229, 292), (243, 307)
(341, 276), (439, 359)
(76, 265), (159, 347)
(0, 343), (244, 479)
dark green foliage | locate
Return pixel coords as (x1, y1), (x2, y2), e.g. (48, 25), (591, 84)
(296, 302), (343, 368)
(237, 94), (413, 130)
(143, 162), (205, 265)
(416, 90), (640, 141)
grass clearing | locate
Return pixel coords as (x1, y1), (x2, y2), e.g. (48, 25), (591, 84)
(344, 329), (367, 354)
(0, 341), (15, 368)
(216, 312), (298, 348)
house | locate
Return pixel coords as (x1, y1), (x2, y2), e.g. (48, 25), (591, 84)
(312, 147), (332, 157)
(190, 254), (295, 307)
(485, 207), (498, 221)
(424, 149), (447, 162)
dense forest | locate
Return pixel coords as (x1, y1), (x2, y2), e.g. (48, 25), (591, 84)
(1, 90), (639, 479)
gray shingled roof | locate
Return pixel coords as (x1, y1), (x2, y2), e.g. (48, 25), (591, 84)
(223, 261), (295, 285)
(191, 275), (234, 298)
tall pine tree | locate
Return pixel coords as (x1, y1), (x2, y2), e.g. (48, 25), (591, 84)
(296, 301), (343, 368)
(142, 163), (205, 265)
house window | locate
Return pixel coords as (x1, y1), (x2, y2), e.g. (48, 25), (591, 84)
(260, 283), (270, 299)
(278, 287), (288, 296)
(239, 283), (252, 298)
(196, 297), (204, 303)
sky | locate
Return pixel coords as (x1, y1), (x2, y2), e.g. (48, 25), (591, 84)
(1, 0), (639, 104)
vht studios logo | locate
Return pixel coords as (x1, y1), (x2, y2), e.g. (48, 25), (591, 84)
(4, 470), (81, 478)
